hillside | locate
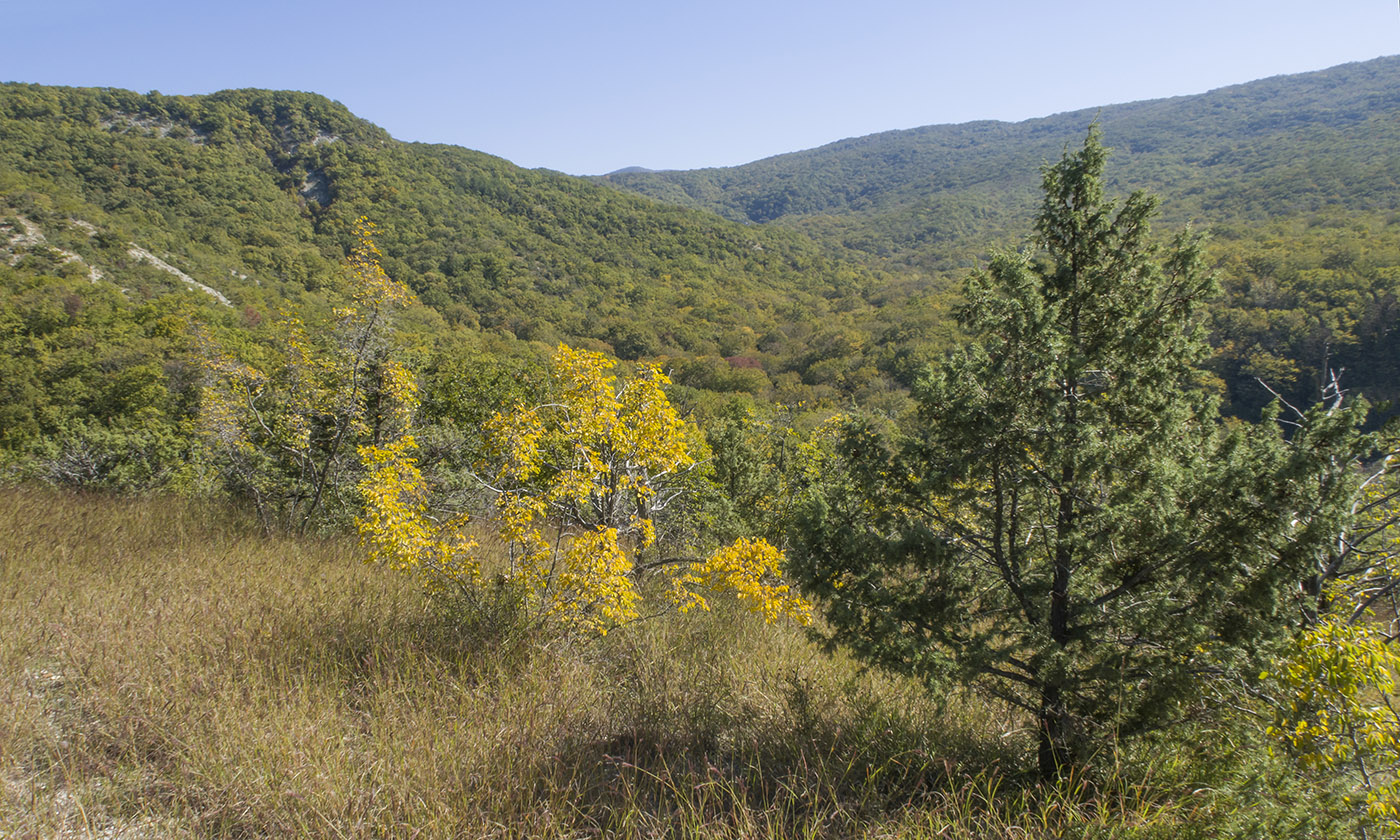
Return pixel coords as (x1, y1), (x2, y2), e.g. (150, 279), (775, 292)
(596, 57), (1400, 417)
(6, 62), (1400, 487)
(0, 83), (949, 489)
(0, 82), (942, 460)
(0, 83), (900, 365)
(4, 65), (1400, 837)
(600, 56), (1400, 270)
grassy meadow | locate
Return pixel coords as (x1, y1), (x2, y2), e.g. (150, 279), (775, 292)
(0, 488), (1343, 838)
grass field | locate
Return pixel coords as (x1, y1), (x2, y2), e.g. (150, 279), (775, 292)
(0, 488), (1342, 838)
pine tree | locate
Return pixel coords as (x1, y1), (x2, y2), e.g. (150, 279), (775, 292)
(792, 128), (1360, 779)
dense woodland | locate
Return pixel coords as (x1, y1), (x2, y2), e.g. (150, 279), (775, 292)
(5, 59), (1400, 837)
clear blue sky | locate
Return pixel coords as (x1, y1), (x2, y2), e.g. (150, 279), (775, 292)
(6, 1), (1398, 175)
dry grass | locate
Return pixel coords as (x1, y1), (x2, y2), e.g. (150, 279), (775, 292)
(0, 487), (1300, 838)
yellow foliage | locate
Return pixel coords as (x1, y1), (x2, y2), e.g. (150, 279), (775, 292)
(377, 359), (419, 437)
(477, 344), (698, 589)
(1258, 449), (1400, 831)
(1267, 609), (1400, 830)
(553, 527), (639, 634)
(346, 218), (416, 314)
(670, 537), (812, 625)
(357, 342), (810, 634)
(356, 436), (478, 589)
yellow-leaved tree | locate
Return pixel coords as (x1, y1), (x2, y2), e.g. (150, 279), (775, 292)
(357, 343), (811, 634)
(1265, 443), (1400, 832)
(1256, 383), (1400, 832)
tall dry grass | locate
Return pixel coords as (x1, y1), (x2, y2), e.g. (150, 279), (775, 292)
(0, 487), (1320, 838)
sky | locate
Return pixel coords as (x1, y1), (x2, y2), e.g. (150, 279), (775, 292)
(5, 0), (1399, 175)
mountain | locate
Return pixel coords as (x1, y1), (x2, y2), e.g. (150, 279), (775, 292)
(594, 57), (1400, 419)
(599, 56), (1400, 271)
(0, 83), (935, 484)
(6, 59), (1400, 488)
(0, 83), (907, 374)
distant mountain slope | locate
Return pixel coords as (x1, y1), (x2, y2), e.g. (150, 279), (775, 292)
(599, 56), (1400, 268)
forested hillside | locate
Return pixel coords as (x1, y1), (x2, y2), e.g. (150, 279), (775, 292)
(601, 56), (1400, 269)
(1, 83), (949, 487)
(0, 83), (897, 359)
(599, 57), (1400, 416)
(6, 60), (1400, 485)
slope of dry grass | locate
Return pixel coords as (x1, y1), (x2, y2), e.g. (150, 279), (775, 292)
(0, 488), (1326, 838)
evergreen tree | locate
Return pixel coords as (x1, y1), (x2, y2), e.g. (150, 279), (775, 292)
(792, 128), (1363, 779)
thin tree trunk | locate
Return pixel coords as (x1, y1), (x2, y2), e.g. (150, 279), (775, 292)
(1038, 683), (1069, 781)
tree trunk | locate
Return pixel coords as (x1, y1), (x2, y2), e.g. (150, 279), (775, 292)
(1038, 683), (1070, 781)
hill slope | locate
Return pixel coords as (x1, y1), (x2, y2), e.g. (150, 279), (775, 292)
(0, 83), (935, 485)
(6, 64), (1400, 484)
(0, 83), (890, 363)
(600, 56), (1400, 270)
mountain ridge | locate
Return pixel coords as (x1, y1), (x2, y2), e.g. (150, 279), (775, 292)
(597, 55), (1400, 268)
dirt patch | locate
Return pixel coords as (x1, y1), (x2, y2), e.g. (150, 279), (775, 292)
(100, 112), (208, 145)
(1, 215), (104, 283)
(126, 246), (230, 306)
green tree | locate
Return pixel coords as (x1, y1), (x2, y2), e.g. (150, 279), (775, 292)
(792, 128), (1361, 779)
(201, 218), (415, 532)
